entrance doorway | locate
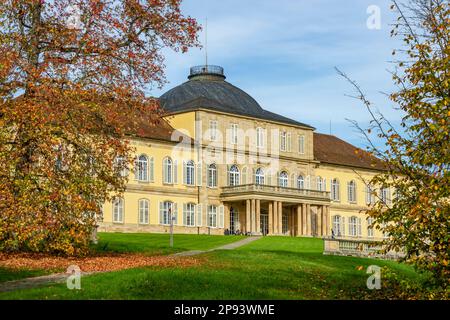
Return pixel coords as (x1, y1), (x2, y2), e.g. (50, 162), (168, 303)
(230, 207), (239, 234)
(260, 214), (269, 236)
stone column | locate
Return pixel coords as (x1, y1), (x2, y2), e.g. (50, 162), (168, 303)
(306, 203), (311, 236)
(256, 199), (261, 235)
(278, 201), (283, 235)
(224, 204), (230, 231)
(302, 203), (307, 235)
(297, 204), (302, 236)
(324, 206), (330, 236)
(246, 199), (251, 234)
(273, 201), (278, 234)
(251, 199), (256, 234)
(268, 201), (273, 235)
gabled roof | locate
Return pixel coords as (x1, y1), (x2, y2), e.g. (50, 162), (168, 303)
(313, 133), (386, 171)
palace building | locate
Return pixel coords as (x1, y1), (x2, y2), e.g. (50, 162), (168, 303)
(99, 65), (388, 240)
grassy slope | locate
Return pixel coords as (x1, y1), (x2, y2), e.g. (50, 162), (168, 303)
(0, 268), (49, 283)
(0, 236), (423, 300)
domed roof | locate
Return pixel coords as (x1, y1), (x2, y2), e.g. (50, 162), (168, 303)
(159, 65), (313, 129)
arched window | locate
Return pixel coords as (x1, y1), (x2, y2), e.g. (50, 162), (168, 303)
(317, 176), (324, 191)
(207, 164), (217, 188)
(279, 171), (288, 188)
(185, 160), (195, 186)
(331, 178), (340, 201)
(380, 187), (391, 204)
(347, 180), (356, 203)
(113, 198), (124, 223)
(255, 168), (265, 185)
(135, 155), (148, 181)
(163, 157), (173, 184)
(229, 165), (240, 186)
(114, 156), (128, 177)
(332, 215), (342, 237)
(138, 199), (149, 224)
(297, 175), (304, 189)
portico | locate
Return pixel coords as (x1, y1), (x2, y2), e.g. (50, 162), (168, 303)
(221, 184), (331, 237)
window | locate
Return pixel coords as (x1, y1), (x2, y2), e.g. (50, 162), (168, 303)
(280, 131), (287, 151)
(112, 198), (124, 223)
(256, 127), (265, 148)
(255, 168), (265, 185)
(347, 180), (356, 203)
(228, 165), (240, 186)
(184, 160), (195, 186)
(367, 217), (374, 237)
(160, 201), (175, 225)
(135, 155), (148, 181)
(230, 124), (238, 145)
(297, 175), (304, 189)
(114, 156), (128, 177)
(349, 216), (358, 236)
(279, 171), (288, 187)
(380, 187), (391, 204)
(298, 135), (305, 154)
(183, 203), (196, 227)
(138, 199), (149, 224)
(317, 177), (324, 191)
(207, 164), (217, 188)
(209, 120), (218, 141)
(208, 205), (217, 228)
(331, 178), (340, 201)
(332, 215), (342, 237)
(282, 214), (289, 234)
(163, 157), (173, 184)
(365, 185), (375, 205)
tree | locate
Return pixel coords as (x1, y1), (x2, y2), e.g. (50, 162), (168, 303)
(0, 0), (200, 255)
(340, 0), (449, 289)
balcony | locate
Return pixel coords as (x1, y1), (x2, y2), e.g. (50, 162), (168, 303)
(221, 184), (330, 202)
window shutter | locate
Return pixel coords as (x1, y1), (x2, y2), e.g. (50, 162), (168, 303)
(173, 203), (178, 225)
(183, 203), (187, 226)
(173, 160), (178, 184)
(149, 157), (154, 182)
(287, 133), (292, 152)
(197, 163), (202, 186)
(196, 204), (203, 227)
(134, 158), (139, 180)
(323, 178), (327, 191)
(341, 216), (345, 236)
(182, 161), (187, 185)
(242, 167), (247, 185)
(218, 205), (224, 228)
(159, 202), (163, 224)
(357, 218), (362, 236)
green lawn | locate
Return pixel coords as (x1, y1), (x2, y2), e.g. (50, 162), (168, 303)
(0, 267), (49, 283)
(93, 232), (246, 255)
(0, 236), (424, 300)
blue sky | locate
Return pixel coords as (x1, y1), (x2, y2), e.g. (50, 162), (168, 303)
(151, 0), (402, 148)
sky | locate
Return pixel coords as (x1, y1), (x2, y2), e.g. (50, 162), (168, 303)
(150, 0), (403, 148)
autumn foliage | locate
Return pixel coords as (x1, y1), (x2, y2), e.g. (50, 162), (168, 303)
(0, 0), (199, 255)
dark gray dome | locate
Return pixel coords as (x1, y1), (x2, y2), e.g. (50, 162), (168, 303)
(159, 65), (314, 129)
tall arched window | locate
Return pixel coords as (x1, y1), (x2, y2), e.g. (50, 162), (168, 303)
(255, 168), (265, 185)
(297, 175), (304, 189)
(279, 171), (288, 187)
(331, 178), (340, 201)
(208, 164), (217, 188)
(114, 156), (128, 177)
(349, 216), (359, 236)
(135, 155), (148, 181)
(113, 198), (124, 223)
(332, 215), (342, 237)
(347, 180), (356, 203)
(163, 157), (173, 184)
(138, 199), (149, 224)
(229, 165), (240, 186)
(185, 160), (195, 186)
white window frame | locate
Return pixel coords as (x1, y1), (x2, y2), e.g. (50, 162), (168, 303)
(365, 185), (375, 205)
(347, 180), (356, 203)
(279, 171), (288, 188)
(298, 135), (305, 154)
(348, 216), (358, 237)
(135, 155), (149, 182)
(280, 131), (287, 152)
(255, 168), (265, 185)
(229, 165), (240, 186)
(138, 199), (149, 224)
(317, 176), (324, 191)
(163, 157), (173, 184)
(230, 123), (238, 145)
(160, 201), (174, 225)
(184, 203), (196, 227)
(209, 120), (218, 142)
(332, 215), (342, 237)
(256, 127), (265, 149)
(112, 198), (124, 223)
(207, 163), (217, 188)
(185, 160), (195, 186)
(331, 178), (340, 201)
(367, 217), (374, 238)
(208, 205), (218, 228)
(380, 187), (391, 205)
(297, 175), (304, 189)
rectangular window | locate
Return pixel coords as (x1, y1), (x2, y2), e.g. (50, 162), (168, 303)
(208, 205), (217, 228)
(209, 120), (218, 141)
(280, 131), (287, 151)
(381, 187), (391, 205)
(231, 124), (238, 145)
(160, 201), (176, 225)
(256, 127), (265, 148)
(367, 217), (374, 237)
(183, 203), (196, 227)
(298, 135), (305, 154)
(113, 198), (124, 223)
(138, 199), (149, 224)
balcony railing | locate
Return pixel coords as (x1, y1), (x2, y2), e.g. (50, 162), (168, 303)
(324, 238), (405, 260)
(221, 183), (330, 199)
